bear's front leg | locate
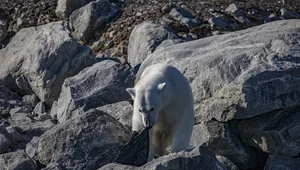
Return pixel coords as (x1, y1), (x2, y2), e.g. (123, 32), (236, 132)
(170, 126), (192, 153)
(132, 112), (144, 132)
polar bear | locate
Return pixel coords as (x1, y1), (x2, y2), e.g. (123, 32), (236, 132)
(126, 63), (194, 161)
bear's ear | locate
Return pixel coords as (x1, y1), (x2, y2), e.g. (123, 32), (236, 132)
(126, 88), (136, 100)
(157, 83), (166, 92)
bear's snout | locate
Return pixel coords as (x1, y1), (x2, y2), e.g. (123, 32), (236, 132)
(142, 114), (154, 128)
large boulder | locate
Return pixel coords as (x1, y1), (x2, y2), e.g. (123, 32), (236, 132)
(128, 22), (179, 68)
(136, 19), (300, 123)
(37, 109), (130, 170)
(0, 150), (39, 170)
(191, 120), (253, 169)
(0, 21), (96, 107)
(70, 0), (121, 43)
(100, 146), (226, 170)
(264, 155), (300, 170)
(55, 0), (95, 19)
(52, 59), (135, 123)
(239, 105), (300, 157)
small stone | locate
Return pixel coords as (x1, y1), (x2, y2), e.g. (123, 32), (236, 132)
(208, 17), (228, 29)
(161, 2), (176, 14)
(104, 40), (114, 49)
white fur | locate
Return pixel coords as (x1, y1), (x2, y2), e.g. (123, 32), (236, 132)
(126, 64), (194, 161)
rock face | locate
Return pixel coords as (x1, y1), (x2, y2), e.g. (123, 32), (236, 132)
(0, 21), (96, 107)
(239, 105), (300, 157)
(70, 0), (121, 43)
(37, 109), (130, 170)
(55, 0), (94, 19)
(0, 150), (39, 170)
(127, 22), (179, 68)
(136, 19), (300, 123)
(100, 146), (226, 170)
(96, 101), (133, 129)
(191, 120), (253, 169)
(52, 59), (135, 123)
(264, 155), (300, 170)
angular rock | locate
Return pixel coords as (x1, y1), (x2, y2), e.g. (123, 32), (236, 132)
(280, 8), (300, 19)
(53, 60), (135, 123)
(169, 8), (201, 29)
(264, 155), (300, 170)
(0, 21), (96, 107)
(6, 125), (24, 145)
(9, 107), (28, 120)
(37, 109), (130, 170)
(22, 94), (39, 112)
(100, 146), (226, 170)
(225, 3), (250, 26)
(128, 22), (178, 68)
(216, 155), (240, 170)
(26, 136), (39, 159)
(0, 20), (7, 43)
(136, 20), (300, 122)
(0, 133), (10, 153)
(0, 85), (22, 115)
(32, 101), (46, 116)
(0, 150), (39, 170)
(161, 2), (176, 14)
(41, 163), (63, 170)
(191, 120), (253, 169)
(96, 101), (133, 129)
(239, 105), (300, 157)
(55, 0), (94, 19)
(70, 0), (121, 43)
(208, 17), (228, 29)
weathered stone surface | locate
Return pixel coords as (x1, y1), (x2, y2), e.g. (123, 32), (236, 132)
(0, 20), (7, 43)
(0, 133), (10, 154)
(280, 8), (300, 19)
(264, 155), (300, 170)
(55, 0), (94, 19)
(216, 155), (240, 170)
(0, 85), (22, 115)
(128, 22), (178, 68)
(70, 0), (121, 43)
(26, 136), (39, 159)
(225, 3), (250, 26)
(22, 94), (39, 112)
(96, 101), (133, 129)
(191, 120), (253, 169)
(0, 21), (96, 107)
(6, 125), (23, 145)
(239, 105), (300, 157)
(0, 150), (39, 170)
(32, 101), (45, 116)
(100, 146), (226, 170)
(53, 60), (135, 123)
(37, 109), (130, 170)
(136, 19), (300, 122)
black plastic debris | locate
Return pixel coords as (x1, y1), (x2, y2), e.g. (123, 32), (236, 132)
(114, 127), (151, 166)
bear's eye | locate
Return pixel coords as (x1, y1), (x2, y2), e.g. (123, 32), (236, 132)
(139, 109), (142, 113)
(150, 108), (154, 111)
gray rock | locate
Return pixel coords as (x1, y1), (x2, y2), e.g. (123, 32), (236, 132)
(55, 0), (95, 19)
(208, 17), (228, 29)
(280, 8), (300, 19)
(6, 126), (24, 145)
(128, 22), (178, 68)
(0, 20), (7, 43)
(9, 118), (55, 144)
(100, 146), (226, 170)
(32, 101), (45, 116)
(53, 60), (135, 123)
(161, 2), (176, 14)
(264, 155), (300, 170)
(191, 120), (253, 169)
(70, 0), (121, 43)
(0, 21), (96, 108)
(96, 101), (133, 129)
(0, 85), (22, 115)
(0, 133), (10, 154)
(216, 155), (240, 170)
(37, 109), (130, 170)
(136, 19), (300, 122)
(26, 136), (39, 159)
(0, 150), (39, 170)
(225, 3), (250, 26)
(22, 94), (39, 112)
(239, 105), (300, 157)
(9, 107), (28, 120)
(41, 163), (63, 170)
(169, 8), (201, 29)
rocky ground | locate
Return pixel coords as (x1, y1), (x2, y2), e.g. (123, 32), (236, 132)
(1, 0), (300, 170)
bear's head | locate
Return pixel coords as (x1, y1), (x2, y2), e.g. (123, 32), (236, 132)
(126, 83), (167, 128)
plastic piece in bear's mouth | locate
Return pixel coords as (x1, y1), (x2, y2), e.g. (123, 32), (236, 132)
(114, 127), (152, 166)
